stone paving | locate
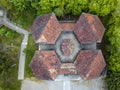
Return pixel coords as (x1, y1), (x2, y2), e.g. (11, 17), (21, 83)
(21, 76), (107, 90)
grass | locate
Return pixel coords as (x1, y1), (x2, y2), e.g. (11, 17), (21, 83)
(0, 9), (37, 88)
(0, 27), (22, 90)
(24, 35), (37, 78)
(11, 8), (36, 30)
(1, 9), (38, 89)
(0, 27), (23, 46)
(0, 49), (21, 90)
(1, 8), (37, 78)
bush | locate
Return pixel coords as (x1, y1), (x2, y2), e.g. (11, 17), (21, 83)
(5, 31), (16, 39)
(0, 28), (7, 36)
(104, 0), (120, 90)
(105, 0), (120, 73)
(0, 27), (16, 39)
(0, 51), (21, 90)
(89, 0), (115, 16)
(0, 0), (115, 19)
(25, 35), (37, 77)
(106, 72), (120, 90)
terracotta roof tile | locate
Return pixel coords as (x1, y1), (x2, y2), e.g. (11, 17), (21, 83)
(30, 50), (61, 80)
(75, 50), (106, 80)
(84, 13), (105, 42)
(59, 22), (75, 30)
(30, 13), (62, 44)
(58, 69), (77, 75)
(74, 13), (105, 44)
(74, 14), (96, 44)
(30, 13), (52, 41)
(60, 63), (75, 69)
(30, 13), (106, 80)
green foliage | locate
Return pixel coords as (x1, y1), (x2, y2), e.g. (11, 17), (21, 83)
(106, 72), (120, 90)
(5, 31), (16, 39)
(0, 27), (16, 39)
(65, 0), (88, 15)
(104, 1), (120, 89)
(32, 0), (88, 17)
(107, 51), (120, 72)
(105, 0), (120, 73)
(89, 0), (115, 16)
(0, 50), (21, 90)
(25, 35), (37, 77)
(0, 0), (115, 18)
(9, 0), (29, 12)
(0, 0), (12, 10)
(0, 27), (23, 47)
(0, 28), (6, 36)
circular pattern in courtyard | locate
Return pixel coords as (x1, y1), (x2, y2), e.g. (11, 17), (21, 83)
(55, 31), (81, 63)
(61, 39), (74, 56)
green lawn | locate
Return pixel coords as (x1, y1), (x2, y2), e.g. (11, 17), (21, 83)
(0, 27), (22, 90)
(24, 35), (37, 78)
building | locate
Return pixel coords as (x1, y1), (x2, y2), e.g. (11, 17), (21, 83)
(30, 13), (106, 80)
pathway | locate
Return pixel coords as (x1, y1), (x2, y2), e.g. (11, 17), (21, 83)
(0, 8), (29, 80)
(21, 76), (107, 90)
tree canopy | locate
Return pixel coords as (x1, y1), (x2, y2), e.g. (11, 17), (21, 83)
(0, 0), (115, 18)
(89, 0), (115, 16)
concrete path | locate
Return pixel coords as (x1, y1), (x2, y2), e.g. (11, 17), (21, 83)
(3, 18), (29, 35)
(21, 76), (107, 90)
(0, 8), (29, 80)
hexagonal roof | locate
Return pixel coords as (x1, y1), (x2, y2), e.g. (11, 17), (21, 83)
(30, 13), (62, 44)
(55, 31), (81, 63)
(30, 13), (106, 81)
(75, 50), (106, 80)
(74, 13), (105, 44)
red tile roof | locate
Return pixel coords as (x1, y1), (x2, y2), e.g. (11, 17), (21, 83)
(30, 13), (106, 80)
(31, 50), (106, 80)
(74, 13), (105, 44)
(31, 50), (61, 80)
(58, 69), (77, 75)
(75, 50), (106, 80)
(59, 22), (75, 30)
(30, 13), (62, 44)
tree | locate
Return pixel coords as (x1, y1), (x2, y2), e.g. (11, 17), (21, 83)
(106, 72), (120, 90)
(105, 0), (120, 73)
(89, 0), (115, 16)
(104, 1), (120, 89)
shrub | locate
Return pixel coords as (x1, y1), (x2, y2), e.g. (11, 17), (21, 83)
(106, 72), (120, 90)
(89, 0), (115, 16)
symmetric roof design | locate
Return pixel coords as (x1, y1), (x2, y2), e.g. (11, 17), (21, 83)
(30, 13), (106, 80)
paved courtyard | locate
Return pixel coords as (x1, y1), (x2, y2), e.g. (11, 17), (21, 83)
(21, 76), (107, 90)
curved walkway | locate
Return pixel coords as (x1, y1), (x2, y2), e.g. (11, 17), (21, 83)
(0, 8), (29, 80)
